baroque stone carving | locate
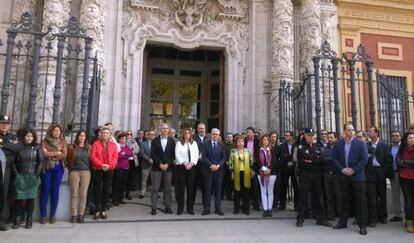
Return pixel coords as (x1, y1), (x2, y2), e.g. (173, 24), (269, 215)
(123, 0), (249, 57)
(12, 0), (37, 22)
(299, 0), (321, 74)
(80, 0), (105, 61)
(272, 0), (294, 81)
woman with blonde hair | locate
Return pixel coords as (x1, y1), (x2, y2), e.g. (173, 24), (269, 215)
(256, 134), (278, 217)
(40, 123), (68, 224)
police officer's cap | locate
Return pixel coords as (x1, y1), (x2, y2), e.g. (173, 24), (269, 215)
(0, 115), (11, 123)
(303, 128), (315, 134)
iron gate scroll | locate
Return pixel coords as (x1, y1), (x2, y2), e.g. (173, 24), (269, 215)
(0, 12), (100, 141)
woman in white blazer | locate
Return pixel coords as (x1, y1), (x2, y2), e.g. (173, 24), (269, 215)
(174, 128), (200, 215)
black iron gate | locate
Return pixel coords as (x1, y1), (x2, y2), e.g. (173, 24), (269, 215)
(0, 12), (101, 141)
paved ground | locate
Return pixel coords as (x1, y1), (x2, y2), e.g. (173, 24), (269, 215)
(0, 193), (412, 243)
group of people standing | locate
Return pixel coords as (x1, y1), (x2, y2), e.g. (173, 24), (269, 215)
(0, 115), (413, 237)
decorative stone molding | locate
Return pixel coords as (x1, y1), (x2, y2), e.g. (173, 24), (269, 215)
(12, 0), (37, 22)
(270, 0), (294, 131)
(299, 0), (321, 75)
(119, 0), (249, 131)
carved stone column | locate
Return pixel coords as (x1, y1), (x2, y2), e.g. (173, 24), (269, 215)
(36, 0), (71, 128)
(12, 1), (37, 21)
(270, 0), (294, 132)
(73, 0), (105, 128)
(299, 0), (321, 75)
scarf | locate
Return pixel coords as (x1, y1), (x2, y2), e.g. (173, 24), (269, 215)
(231, 149), (251, 191)
(43, 136), (62, 171)
(259, 147), (272, 184)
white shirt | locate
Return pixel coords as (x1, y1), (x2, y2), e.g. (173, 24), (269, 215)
(371, 139), (381, 167)
(160, 137), (168, 152)
(211, 141), (218, 149)
(175, 142), (200, 165)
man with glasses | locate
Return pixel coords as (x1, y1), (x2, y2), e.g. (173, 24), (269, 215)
(333, 123), (368, 235)
(150, 124), (176, 215)
(296, 128), (331, 228)
(201, 128), (226, 216)
(388, 130), (403, 222)
(318, 129), (329, 147)
(138, 131), (155, 199)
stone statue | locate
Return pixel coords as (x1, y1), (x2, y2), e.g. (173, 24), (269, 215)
(175, 6), (203, 35)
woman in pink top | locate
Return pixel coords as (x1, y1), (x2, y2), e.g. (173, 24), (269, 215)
(112, 132), (133, 206)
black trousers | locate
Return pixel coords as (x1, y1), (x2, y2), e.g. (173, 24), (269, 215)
(174, 165), (196, 213)
(366, 168), (387, 223)
(250, 175), (260, 208)
(280, 167), (299, 209)
(339, 177), (367, 228)
(201, 168), (223, 210)
(297, 170), (325, 222)
(126, 160), (138, 194)
(323, 172), (342, 219)
(93, 169), (114, 212)
(234, 172), (250, 212)
(222, 164), (233, 200)
(193, 163), (203, 203)
(400, 177), (414, 221)
(0, 182), (4, 223)
(113, 168), (129, 203)
(15, 199), (34, 218)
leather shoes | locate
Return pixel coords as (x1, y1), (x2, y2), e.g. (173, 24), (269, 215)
(233, 210), (240, 215)
(359, 227), (367, 235)
(165, 208), (173, 214)
(201, 209), (210, 216)
(296, 221), (303, 227)
(151, 208), (157, 215)
(316, 220), (332, 227)
(187, 210), (195, 215)
(380, 219), (387, 224)
(215, 210), (224, 216)
(333, 223), (347, 229)
(138, 195), (145, 199)
(0, 223), (8, 231)
(70, 216), (77, 223)
(389, 216), (403, 222)
(267, 210), (272, 217)
(368, 222), (376, 228)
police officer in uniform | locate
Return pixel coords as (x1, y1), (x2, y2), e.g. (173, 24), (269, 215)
(296, 128), (331, 227)
(0, 115), (17, 231)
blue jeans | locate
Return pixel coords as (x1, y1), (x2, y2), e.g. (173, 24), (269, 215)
(40, 162), (64, 217)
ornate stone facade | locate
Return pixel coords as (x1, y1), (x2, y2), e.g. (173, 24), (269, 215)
(1, 0), (338, 133)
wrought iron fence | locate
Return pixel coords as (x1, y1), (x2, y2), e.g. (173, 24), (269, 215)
(0, 12), (100, 142)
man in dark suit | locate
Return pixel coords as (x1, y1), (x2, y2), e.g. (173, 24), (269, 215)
(138, 130), (155, 199)
(332, 123), (369, 235)
(193, 123), (210, 203)
(150, 123), (176, 215)
(366, 126), (392, 226)
(277, 131), (298, 211)
(244, 127), (261, 211)
(201, 128), (226, 216)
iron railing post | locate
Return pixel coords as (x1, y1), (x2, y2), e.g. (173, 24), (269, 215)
(52, 36), (66, 123)
(313, 56), (321, 132)
(366, 61), (375, 127)
(331, 58), (341, 134)
(349, 59), (358, 130)
(79, 37), (92, 130)
(1, 31), (17, 115)
(27, 32), (42, 128)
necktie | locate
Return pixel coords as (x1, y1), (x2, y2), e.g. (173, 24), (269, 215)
(187, 144), (191, 163)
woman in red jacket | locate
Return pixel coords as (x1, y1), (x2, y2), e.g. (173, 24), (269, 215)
(90, 126), (118, 220)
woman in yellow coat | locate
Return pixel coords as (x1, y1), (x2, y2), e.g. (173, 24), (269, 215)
(227, 135), (253, 215)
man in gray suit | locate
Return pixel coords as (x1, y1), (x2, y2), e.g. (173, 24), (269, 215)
(138, 130), (155, 199)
